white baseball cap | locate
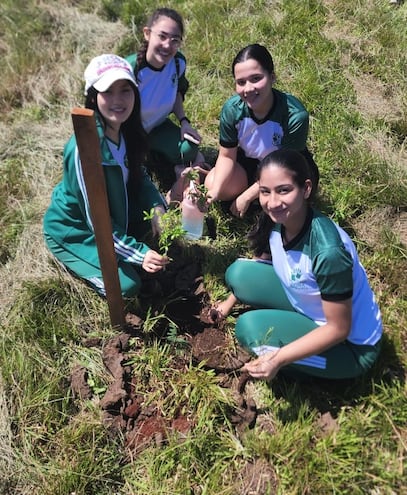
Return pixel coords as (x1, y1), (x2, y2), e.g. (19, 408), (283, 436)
(84, 54), (136, 94)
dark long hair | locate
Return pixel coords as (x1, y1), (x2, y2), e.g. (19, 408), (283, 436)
(247, 149), (315, 256)
(232, 43), (274, 77)
(136, 8), (184, 76)
(85, 84), (148, 190)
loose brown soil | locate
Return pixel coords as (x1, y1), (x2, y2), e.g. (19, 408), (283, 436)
(71, 244), (262, 467)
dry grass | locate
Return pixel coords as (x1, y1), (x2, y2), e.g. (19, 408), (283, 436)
(352, 205), (407, 248)
(0, 3), (128, 319)
(319, 0), (407, 250)
(0, 11), (128, 475)
(349, 73), (405, 124)
(0, 374), (14, 489)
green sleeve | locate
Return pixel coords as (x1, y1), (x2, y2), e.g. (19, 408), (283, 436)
(313, 246), (354, 300)
(280, 93), (309, 150)
(126, 53), (137, 71)
(219, 95), (241, 148)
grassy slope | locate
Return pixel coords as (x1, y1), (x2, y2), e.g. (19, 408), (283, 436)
(0, 0), (406, 493)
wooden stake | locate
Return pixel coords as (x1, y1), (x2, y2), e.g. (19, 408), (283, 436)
(71, 108), (125, 329)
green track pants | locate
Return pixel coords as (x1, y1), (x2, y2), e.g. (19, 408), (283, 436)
(225, 258), (380, 379)
(45, 234), (142, 298)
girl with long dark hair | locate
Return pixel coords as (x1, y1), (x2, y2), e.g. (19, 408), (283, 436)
(44, 54), (168, 297)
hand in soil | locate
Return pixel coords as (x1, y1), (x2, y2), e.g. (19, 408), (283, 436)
(208, 293), (238, 325)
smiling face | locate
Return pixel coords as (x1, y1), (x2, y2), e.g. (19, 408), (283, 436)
(258, 164), (312, 234)
(234, 58), (275, 119)
(144, 15), (182, 69)
(96, 79), (135, 138)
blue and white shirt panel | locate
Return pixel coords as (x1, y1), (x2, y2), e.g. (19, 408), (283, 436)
(269, 210), (382, 345)
(137, 57), (185, 133)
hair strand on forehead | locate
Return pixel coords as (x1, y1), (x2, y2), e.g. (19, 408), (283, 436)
(258, 149), (316, 201)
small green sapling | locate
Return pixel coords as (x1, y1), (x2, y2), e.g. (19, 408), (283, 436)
(143, 206), (186, 256)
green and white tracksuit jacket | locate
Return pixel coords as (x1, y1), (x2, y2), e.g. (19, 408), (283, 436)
(43, 117), (164, 275)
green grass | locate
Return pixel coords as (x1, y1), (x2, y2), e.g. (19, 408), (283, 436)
(1, 0), (406, 493)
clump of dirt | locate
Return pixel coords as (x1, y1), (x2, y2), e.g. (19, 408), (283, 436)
(70, 365), (92, 400)
(139, 242), (207, 299)
(190, 327), (252, 372)
(70, 243), (259, 461)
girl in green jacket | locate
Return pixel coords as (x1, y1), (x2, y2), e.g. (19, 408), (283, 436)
(44, 54), (168, 298)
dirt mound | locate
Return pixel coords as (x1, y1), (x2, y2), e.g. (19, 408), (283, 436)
(190, 327), (252, 372)
(77, 322), (256, 460)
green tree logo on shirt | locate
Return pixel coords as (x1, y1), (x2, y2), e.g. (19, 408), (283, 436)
(291, 268), (302, 281)
(272, 132), (281, 146)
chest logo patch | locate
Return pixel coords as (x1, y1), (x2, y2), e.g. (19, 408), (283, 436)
(289, 267), (308, 290)
(290, 267), (302, 281)
(272, 132), (281, 146)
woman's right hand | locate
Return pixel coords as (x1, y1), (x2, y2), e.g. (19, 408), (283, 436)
(142, 250), (169, 273)
(230, 193), (251, 218)
(242, 349), (282, 382)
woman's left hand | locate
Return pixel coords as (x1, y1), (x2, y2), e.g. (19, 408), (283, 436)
(242, 349), (282, 381)
(180, 121), (202, 144)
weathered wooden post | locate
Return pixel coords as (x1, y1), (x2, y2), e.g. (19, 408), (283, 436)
(71, 107), (125, 329)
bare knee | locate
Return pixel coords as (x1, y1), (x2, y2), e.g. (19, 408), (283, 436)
(205, 165), (248, 201)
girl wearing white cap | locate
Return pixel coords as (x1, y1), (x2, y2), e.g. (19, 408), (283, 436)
(43, 54), (168, 298)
